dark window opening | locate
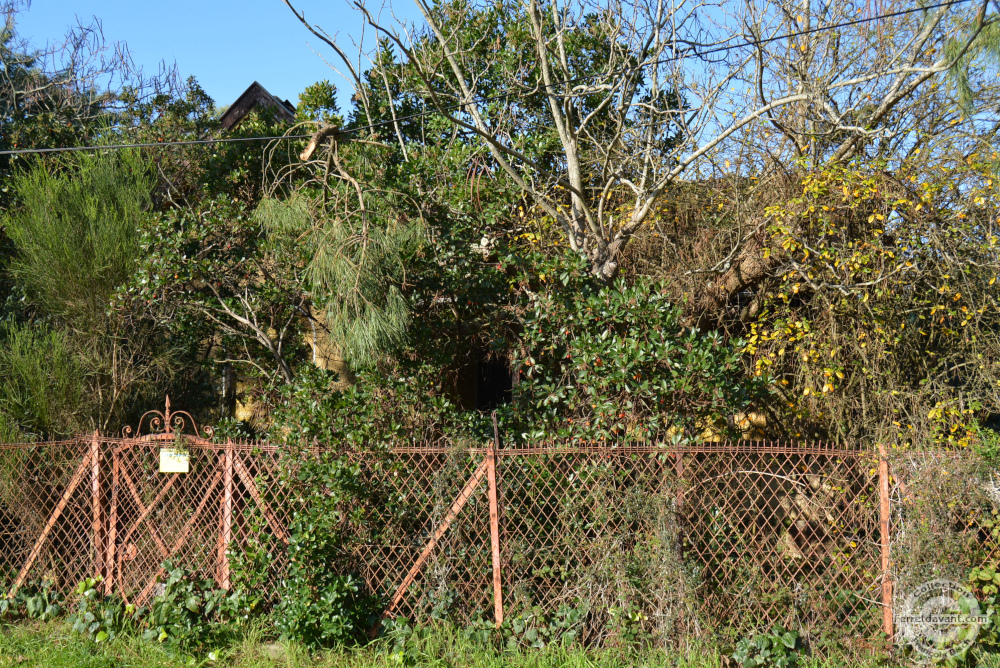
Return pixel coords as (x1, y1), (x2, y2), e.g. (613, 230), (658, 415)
(984, 413), (1000, 434)
(476, 360), (512, 411)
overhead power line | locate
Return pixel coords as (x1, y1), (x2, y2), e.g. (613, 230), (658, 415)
(0, 0), (975, 157)
(0, 134), (312, 156)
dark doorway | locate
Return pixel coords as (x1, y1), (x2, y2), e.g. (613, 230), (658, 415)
(476, 360), (512, 411)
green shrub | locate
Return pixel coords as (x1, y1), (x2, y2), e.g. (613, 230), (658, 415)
(143, 562), (250, 652)
(275, 567), (371, 647)
(5, 148), (150, 325)
(0, 323), (93, 440)
(273, 455), (380, 647)
(68, 577), (136, 643)
(0, 579), (63, 621)
(267, 363), (481, 447)
(730, 627), (803, 668)
(508, 254), (760, 442)
(265, 365), (469, 646)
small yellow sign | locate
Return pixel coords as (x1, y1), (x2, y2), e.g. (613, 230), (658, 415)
(159, 447), (190, 473)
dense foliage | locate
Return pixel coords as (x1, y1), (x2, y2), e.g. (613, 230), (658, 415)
(0, 0), (997, 656)
(508, 254), (758, 442)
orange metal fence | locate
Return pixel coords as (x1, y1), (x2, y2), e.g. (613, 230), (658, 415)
(380, 440), (888, 644)
(0, 435), (293, 606)
(23, 402), (1000, 648)
(0, 427), (905, 647)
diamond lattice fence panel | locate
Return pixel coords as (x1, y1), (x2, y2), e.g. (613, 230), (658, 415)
(675, 444), (882, 643)
(0, 440), (97, 591)
(348, 445), (495, 625)
(9, 435), (993, 652)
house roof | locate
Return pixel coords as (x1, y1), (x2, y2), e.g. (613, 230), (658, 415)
(219, 81), (296, 130)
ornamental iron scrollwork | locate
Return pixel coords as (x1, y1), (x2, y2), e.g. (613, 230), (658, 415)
(122, 396), (214, 440)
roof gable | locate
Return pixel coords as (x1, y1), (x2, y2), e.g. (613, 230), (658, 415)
(219, 81), (296, 130)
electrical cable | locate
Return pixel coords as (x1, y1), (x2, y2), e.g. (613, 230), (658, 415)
(0, 134), (312, 156)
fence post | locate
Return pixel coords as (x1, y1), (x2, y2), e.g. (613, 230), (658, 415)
(489, 414), (504, 627)
(89, 431), (103, 582)
(219, 441), (234, 589)
(674, 452), (684, 509)
(105, 444), (120, 595)
(878, 443), (893, 640)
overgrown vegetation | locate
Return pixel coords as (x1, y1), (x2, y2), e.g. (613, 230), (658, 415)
(0, 0), (998, 660)
(0, 0), (994, 447)
(0, 569), (876, 666)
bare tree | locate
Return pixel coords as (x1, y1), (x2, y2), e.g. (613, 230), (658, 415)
(0, 0), (192, 173)
(282, 0), (995, 279)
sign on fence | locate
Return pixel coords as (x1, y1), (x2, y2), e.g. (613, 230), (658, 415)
(158, 447), (190, 473)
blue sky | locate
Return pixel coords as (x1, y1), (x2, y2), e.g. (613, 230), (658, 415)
(16, 0), (423, 112)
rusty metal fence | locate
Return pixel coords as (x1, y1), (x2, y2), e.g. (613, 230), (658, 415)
(0, 436), (292, 605)
(1, 405), (985, 649)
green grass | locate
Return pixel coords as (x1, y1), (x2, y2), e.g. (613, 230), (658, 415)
(0, 620), (901, 668)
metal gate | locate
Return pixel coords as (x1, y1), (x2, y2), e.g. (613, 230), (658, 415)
(5, 398), (291, 605)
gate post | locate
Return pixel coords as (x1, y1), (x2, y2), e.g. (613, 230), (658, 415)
(105, 445), (120, 595)
(218, 441), (234, 589)
(89, 431), (103, 582)
(878, 443), (893, 640)
(488, 414), (504, 627)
